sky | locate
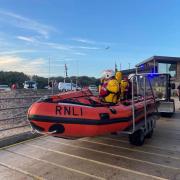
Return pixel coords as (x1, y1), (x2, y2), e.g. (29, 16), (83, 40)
(0, 0), (180, 77)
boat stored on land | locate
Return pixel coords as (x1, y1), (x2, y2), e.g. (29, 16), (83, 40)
(28, 74), (160, 145)
(28, 89), (155, 136)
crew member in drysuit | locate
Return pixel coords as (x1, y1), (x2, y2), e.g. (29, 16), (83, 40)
(120, 77), (129, 100)
(115, 71), (123, 100)
(99, 78), (105, 94)
(99, 70), (120, 104)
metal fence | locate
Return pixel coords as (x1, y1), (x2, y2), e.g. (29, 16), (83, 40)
(0, 89), (58, 138)
(0, 96), (39, 131)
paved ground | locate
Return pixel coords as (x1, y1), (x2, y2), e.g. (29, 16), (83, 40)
(0, 110), (180, 180)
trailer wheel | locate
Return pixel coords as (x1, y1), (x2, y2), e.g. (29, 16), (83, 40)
(129, 129), (145, 146)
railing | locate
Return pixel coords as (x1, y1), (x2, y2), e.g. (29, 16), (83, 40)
(0, 96), (39, 132)
(0, 90), (57, 138)
(122, 74), (157, 134)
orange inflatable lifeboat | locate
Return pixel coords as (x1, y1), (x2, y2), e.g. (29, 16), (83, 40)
(28, 89), (155, 138)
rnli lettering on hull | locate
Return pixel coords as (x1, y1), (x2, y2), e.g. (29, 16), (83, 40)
(56, 105), (83, 116)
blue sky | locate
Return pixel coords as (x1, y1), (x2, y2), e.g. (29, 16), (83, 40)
(0, 0), (180, 77)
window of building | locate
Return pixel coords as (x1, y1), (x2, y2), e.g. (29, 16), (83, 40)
(158, 63), (177, 77)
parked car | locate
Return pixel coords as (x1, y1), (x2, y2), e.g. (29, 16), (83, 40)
(58, 82), (81, 92)
(88, 85), (98, 92)
(23, 81), (37, 90)
(88, 85), (98, 96)
(0, 85), (11, 92)
(44, 85), (50, 89)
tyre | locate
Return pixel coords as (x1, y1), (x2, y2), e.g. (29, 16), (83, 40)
(129, 129), (145, 146)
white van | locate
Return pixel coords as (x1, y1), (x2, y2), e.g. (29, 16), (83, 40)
(0, 85), (11, 92)
(58, 82), (81, 92)
(24, 81), (37, 90)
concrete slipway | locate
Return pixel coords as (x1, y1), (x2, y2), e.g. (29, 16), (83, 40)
(0, 112), (180, 180)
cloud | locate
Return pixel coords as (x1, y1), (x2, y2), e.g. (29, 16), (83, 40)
(16, 36), (36, 43)
(16, 35), (73, 51)
(0, 55), (20, 65)
(43, 42), (73, 51)
(0, 55), (47, 76)
(71, 38), (95, 45)
(71, 37), (113, 47)
(29, 58), (44, 65)
(76, 46), (100, 50)
(16, 35), (101, 52)
(40, 42), (100, 51)
(0, 49), (36, 55)
(53, 58), (74, 62)
(0, 10), (56, 38)
(73, 52), (86, 56)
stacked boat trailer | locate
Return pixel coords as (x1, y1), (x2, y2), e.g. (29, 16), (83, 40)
(118, 73), (174, 146)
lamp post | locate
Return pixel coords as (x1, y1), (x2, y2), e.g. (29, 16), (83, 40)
(76, 60), (79, 88)
(48, 57), (50, 87)
(47, 57), (54, 94)
(64, 63), (68, 83)
(120, 63), (122, 71)
(128, 63), (131, 70)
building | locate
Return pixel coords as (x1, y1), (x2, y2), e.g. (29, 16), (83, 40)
(121, 68), (136, 77)
(135, 56), (180, 86)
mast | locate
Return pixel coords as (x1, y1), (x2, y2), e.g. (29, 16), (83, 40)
(64, 63), (68, 83)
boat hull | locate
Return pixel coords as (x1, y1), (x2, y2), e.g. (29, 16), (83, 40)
(28, 97), (155, 138)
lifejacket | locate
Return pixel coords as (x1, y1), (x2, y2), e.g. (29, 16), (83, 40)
(99, 81), (109, 97)
(99, 78), (119, 98)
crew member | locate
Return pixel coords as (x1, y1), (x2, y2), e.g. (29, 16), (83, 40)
(99, 78), (105, 94)
(115, 71), (123, 83)
(11, 83), (17, 90)
(121, 77), (129, 100)
(99, 70), (120, 104)
(115, 71), (123, 100)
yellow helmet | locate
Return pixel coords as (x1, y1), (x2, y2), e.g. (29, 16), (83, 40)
(115, 71), (122, 82)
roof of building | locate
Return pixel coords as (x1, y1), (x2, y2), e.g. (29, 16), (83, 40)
(136, 56), (180, 67)
(121, 68), (136, 75)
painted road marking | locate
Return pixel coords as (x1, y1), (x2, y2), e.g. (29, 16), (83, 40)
(6, 149), (105, 180)
(81, 137), (180, 160)
(26, 143), (168, 180)
(97, 137), (180, 155)
(43, 138), (180, 170)
(0, 161), (44, 180)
